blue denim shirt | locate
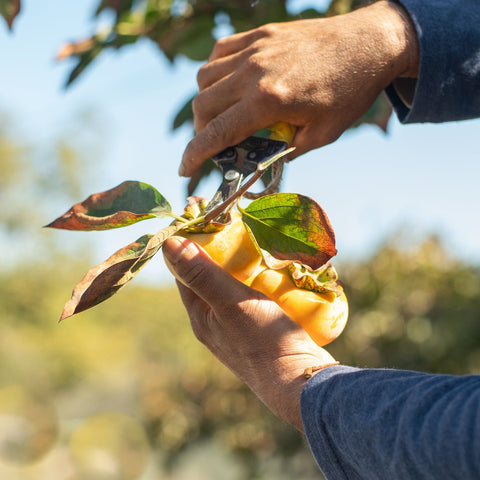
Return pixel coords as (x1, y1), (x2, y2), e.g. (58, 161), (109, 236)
(301, 366), (480, 479)
(385, 0), (480, 123)
(301, 1), (480, 478)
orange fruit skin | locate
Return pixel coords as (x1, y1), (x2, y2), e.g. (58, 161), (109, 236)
(250, 268), (349, 347)
(182, 211), (263, 284)
(173, 209), (348, 347)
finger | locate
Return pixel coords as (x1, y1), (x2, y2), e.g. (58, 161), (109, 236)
(192, 73), (242, 132)
(291, 122), (343, 159)
(180, 100), (275, 176)
(175, 280), (215, 344)
(176, 280), (209, 321)
(163, 236), (254, 306)
(197, 50), (246, 91)
(208, 28), (260, 61)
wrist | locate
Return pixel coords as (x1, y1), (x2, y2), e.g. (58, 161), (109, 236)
(268, 351), (337, 432)
(373, 1), (419, 78)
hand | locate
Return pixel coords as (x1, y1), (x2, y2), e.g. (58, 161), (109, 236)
(180, 0), (418, 176)
(163, 236), (337, 432)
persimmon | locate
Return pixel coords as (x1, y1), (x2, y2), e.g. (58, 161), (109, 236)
(250, 267), (348, 347)
(181, 210), (263, 284)
(180, 208), (348, 347)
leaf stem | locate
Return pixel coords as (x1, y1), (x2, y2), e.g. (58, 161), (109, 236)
(169, 212), (189, 223)
(172, 215), (208, 231)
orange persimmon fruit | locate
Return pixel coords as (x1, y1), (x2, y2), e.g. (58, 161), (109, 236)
(175, 209), (348, 347)
(250, 268), (348, 347)
(180, 210), (263, 284)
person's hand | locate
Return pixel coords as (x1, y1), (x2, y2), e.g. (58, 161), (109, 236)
(163, 236), (338, 432)
(180, 0), (419, 176)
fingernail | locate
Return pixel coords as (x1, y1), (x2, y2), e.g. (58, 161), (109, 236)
(178, 163), (187, 177)
(164, 236), (200, 263)
(163, 237), (186, 263)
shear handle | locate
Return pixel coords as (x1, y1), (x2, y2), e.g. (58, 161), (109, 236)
(206, 137), (288, 213)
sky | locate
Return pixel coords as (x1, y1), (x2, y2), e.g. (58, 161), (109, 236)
(2, 0), (480, 285)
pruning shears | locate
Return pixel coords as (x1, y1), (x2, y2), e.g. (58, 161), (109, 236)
(205, 122), (296, 216)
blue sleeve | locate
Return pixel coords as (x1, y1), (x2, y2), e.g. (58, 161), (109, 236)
(301, 365), (480, 480)
(385, 0), (480, 123)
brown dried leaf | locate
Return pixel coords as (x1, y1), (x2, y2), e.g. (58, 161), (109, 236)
(0, 0), (20, 29)
(60, 234), (153, 320)
(60, 224), (184, 320)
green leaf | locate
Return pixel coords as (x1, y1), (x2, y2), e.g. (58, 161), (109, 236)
(172, 95), (194, 130)
(60, 223), (184, 320)
(352, 92), (392, 133)
(95, 0), (134, 19)
(46, 180), (172, 231)
(240, 193), (337, 270)
(64, 45), (103, 87)
(156, 15), (216, 62)
(186, 158), (217, 196)
(326, 0), (369, 17)
(0, 0), (20, 29)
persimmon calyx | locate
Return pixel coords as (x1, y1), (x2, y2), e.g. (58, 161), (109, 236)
(182, 196), (209, 220)
(177, 196), (234, 234)
(287, 261), (344, 298)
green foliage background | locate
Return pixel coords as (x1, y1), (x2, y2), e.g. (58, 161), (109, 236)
(53, 0), (392, 195)
(1, 123), (479, 479)
(0, 0), (479, 478)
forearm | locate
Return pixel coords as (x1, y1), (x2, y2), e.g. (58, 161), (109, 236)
(301, 366), (480, 479)
(387, 0), (480, 122)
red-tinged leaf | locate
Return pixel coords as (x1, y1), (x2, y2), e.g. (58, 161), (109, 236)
(56, 38), (96, 61)
(60, 234), (153, 320)
(60, 224), (184, 320)
(0, 0), (20, 29)
(240, 193), (337, 270)
(130, 224), (184, 274)
(46, 181), (172, 231)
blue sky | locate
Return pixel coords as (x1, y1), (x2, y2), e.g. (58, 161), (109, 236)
(2, 0), (479, 284)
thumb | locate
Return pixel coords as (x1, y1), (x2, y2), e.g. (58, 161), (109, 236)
(163, 236), (248, 306)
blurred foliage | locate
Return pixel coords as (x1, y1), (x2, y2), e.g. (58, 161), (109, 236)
(1, 0), (393, 196)
(1, 2), (478, 478)
(54, 0), (332, 85)
(1, 126), (479, 478)
(53, 0), (391, 195)
(332, 235), (480, 375)
(0, 0), (20, 29)
(0, 111), (104, 268)
(0, 231), (479, 479)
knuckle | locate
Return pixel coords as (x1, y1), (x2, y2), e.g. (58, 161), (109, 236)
(191, 96), (207, 132)
(196, 64), (209, 90)
(210, 37), (228, 59)
(256, 78), (288, 107)
(256, 22), (278, 38)
(205, 116), (232, 146)
(190, 319), (207, 344)
(181, 260), (208, 290)
(244, 50), (263, 73)
(191, 94), (201, 116)
(191, 94), (210, 126)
